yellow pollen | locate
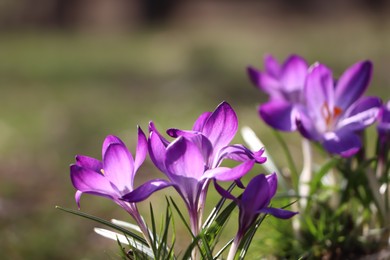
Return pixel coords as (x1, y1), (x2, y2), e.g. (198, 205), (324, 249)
(100, 169), (105, 175)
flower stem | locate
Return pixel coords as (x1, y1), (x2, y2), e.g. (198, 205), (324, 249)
(227, 234), (242, 260)
(299, 139), (312, 210)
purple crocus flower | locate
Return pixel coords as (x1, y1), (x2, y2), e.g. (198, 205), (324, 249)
(377, 100), (390, 140)
(122, 102), (266, 235)
(215, 173), (297, 260)
(376, 100), (390, 177)
(296, 61), (381, 157)
(166, 101), (267, 167)
(70, 127), (162, 240)
(248, 54), (309, 131)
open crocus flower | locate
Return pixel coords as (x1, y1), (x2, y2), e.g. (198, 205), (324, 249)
(296, 61), (381, 157)
(166, 101), (267, 167)
(70, 127), (160, 240)
(123, 102), (266, 235)
(215, 173), (297, 260)
(248, 54), (309, 131)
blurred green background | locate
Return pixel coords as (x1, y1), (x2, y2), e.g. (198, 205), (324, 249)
(1, 0), (390, 259)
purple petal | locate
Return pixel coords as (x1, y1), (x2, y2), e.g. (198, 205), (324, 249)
(322, 129), (362, 157)
(378, 101), (390, 134)
(264, 54), (281, 77)
(259, 100), (298, 131)
(338, 96), (381, 131)
(193, 112), (212, 132)
(149, 121), (170, 146)
(134, 126), (148, 173)
(203, 160), (254, 181)
(266, 173), (278, 198)
(216, 145), (266, 166)
(180, 133), (213, 163)
(247, 66), (280, 95)
(260, 207), (298, 219)
(166, 130), (213, 161)
(148, 130), (168, 173)
(70, 164), (116, 199)
(280, 55), (308, 92)
(241, 174), (270, 216)
(168, 174), (203, 210)
(304, 63), (334, 123)
(335, 61), (372, 110)
(103, 143), (134, 193)
(201, 102), (238, 152)
(296, 110), (322, 141)
(213, 180), (237, 201)
(75, 155), (102, 172)
(75, 190), (83, 208)
(165, 137), (205, 179)
(102, 135), (124, 158)
(121, 179), (172, 203)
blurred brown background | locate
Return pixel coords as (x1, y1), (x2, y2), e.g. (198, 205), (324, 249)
(1, 0), (390, 259)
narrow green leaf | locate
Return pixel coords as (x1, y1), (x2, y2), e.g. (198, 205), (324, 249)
(203, 182), (236, 229)
(238, 214), (267, 260)
(56, 206), (147, 245)
(272, 130), (299, 190)
(213, 238), (233, 259)
(309, 158), (340, 195)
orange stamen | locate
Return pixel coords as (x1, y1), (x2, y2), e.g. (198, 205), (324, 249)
(321, 102), (343, 127)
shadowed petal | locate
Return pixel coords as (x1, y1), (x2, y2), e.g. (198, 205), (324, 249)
(260, 207), (298, 219)
(322, 129), (361, 157)
(202, 102), (238, 151)
(148, 131), (168, 173)
(103, 143), (135, 193)
(241, 174), (270, 217)
(75, 155), (102, 172)
(378, 101), (390, 134)
(266, 173), (278, 198)
(121, 179), (172, 203)
(296, 111), (322, 141)
(335, 61), (372, 110)
(165, 137), (205, 179)
(259, 100), (297, 131)
(134, 126), (148, 173)
(213, 179), (237, 201)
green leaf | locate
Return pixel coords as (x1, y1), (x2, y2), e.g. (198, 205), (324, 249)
(56, 206), (148, 245)
(272, 130), (299, 190)
(309, 157), (340, 196)
(238, 214), (267, 260)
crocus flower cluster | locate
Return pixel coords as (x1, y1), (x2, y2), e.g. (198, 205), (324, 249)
(215, 173), (297, 260)
(124, 102), (267, 235)
(248, 55), (382, 157)
(69, 101), (295, 254)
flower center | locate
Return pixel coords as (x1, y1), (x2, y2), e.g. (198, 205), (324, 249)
(321, 102), (342, 129)
(100, 169), (105, 175)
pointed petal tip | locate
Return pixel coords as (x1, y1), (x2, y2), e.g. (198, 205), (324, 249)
(75, 190), (83, 209)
